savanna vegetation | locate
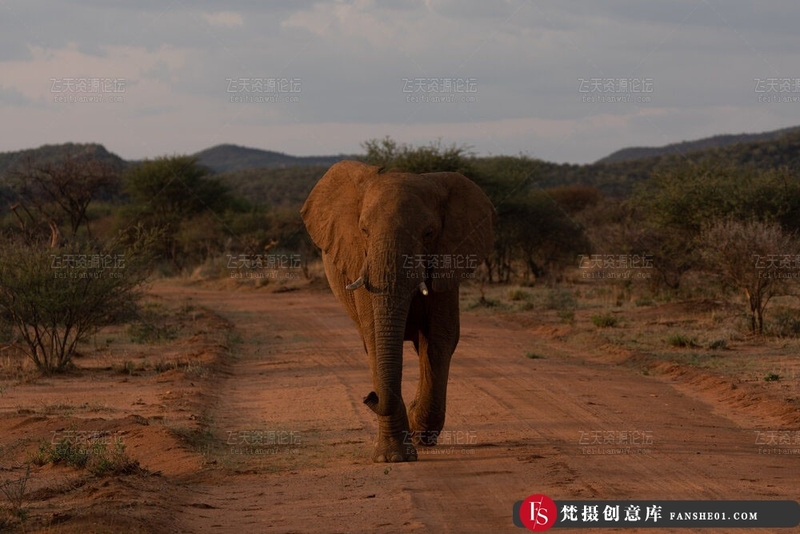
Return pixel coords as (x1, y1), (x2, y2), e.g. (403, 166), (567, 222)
(2, 129), (800, 374)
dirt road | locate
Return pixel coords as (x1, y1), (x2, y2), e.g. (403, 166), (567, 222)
(156, 284), (799, 533)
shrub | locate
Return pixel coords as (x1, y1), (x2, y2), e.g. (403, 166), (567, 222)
(557, 309), (575, 324)
(0, 237), (150, 373)
(666, 334), (698, 348)
(545, 289), (577, 311)
(31, 439), (140, 476)
(767, 307), (800, 338)
(707, 339), (728, 350)
(591, 313), (618, 328)
(508, 289), (532, 301)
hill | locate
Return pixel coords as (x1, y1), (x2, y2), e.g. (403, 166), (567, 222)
(0, 143), (126, 178)
(596, 125), (800, 164)
(193, 144), (349, 173)
(2, 124), (800, 207)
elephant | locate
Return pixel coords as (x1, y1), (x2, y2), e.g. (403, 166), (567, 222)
(301, 160), (495, 462)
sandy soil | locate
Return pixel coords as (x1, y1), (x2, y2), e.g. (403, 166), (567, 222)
(1, 280), (799, 533)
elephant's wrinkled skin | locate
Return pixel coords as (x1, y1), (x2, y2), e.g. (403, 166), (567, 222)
(301, 160), (495, 462)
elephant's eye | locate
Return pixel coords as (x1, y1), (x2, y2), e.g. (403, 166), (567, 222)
(423, 228), (434, 240)
(360, 227), (369, 237)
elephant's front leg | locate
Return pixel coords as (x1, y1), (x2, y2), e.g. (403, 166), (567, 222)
(408, 290), (460, 447)
(364, 367), (417, 462)
(356, 292), (418, 462)
(371, 401), (417, 462)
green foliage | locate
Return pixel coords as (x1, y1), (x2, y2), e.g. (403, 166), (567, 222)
(591, 313), (618, 328)
(127, 322), (178, 344)
(699, 219), (799, 334)
(544, 289), (578, 311)
(767, 307), (800, 337)
(666, 334), (698, 348)
(634, 165), (800, 235)
(546, 185), (603, 215)
(32, 439), (140, 476)
(361, 137), (476, 175)
(0, 235), (149, 373)
(707, 339), (728, 350)
(0, 465), (30, 522)
(624, 164), (800, 289)
(121, 155), (236, 267)
(764, 372), (781, 382)
(9, 151), (121, 238)
(216, 165), (327, 207)
(557, 308), (575, 324)
(508, 289), (532, 301)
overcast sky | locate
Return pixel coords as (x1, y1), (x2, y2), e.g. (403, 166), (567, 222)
(1, 1), (798, 164)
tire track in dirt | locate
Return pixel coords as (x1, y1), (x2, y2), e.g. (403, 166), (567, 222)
(158, 286), (798, 533)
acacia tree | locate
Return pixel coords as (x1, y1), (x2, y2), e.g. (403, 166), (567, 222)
(11, 153), (120, 239)
(122, 156), (232, 267)
(626, 165), (800, 291)
(700, 219), (799, 335)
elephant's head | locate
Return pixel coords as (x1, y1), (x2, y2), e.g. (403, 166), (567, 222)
(301, 160), (495, 419)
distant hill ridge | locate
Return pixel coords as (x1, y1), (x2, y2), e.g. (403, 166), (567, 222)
(192, 144), (350, 173)
(596, 125), (800, 164)
(0, 142), (126, 177)
(2, 124), (799, 203)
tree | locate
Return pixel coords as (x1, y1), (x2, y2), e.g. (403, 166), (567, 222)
(628, 164), (800, 289)
(361, 137), (477, 175)
(699, 219), (799, 335)
(9, 152), (120, 240)
(121, 156), (233, 266)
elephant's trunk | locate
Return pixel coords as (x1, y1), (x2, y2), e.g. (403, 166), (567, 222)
(363, 297), (409, 418)
(362, 240), (413, 418)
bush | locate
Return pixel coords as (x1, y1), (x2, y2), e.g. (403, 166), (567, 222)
(591, 313), (618, 328)
(767, 307), (800, 338)
(127, 303), (178, 344)
(508, 289), (532, 301)
(31, 439), (141, 476)
(707, 339), (728, 350)
(0, 237), (149, 373)
(557, 309), (576, 324)
(666, 334), (698, 348)
(544, 289), (577, 311)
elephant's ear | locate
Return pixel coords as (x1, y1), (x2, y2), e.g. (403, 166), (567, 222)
(301, 160), (377, 284)
(425, 172), (496, 292)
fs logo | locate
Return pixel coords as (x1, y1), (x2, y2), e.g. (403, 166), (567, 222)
(520, 494), (557, 531)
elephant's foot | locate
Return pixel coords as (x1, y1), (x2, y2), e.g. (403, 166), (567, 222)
(373, 434), (417, 462)
(407, 400), (444, 447)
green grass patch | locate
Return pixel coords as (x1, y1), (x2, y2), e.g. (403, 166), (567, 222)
(666, 334), (698, 348)
(30, 439), (141, 476)
(591, 313), (618, 328)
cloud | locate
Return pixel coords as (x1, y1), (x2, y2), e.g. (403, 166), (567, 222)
(0, 84), (39, 107)
(201, 11), (245, 28)
(281, 0), (401, 47)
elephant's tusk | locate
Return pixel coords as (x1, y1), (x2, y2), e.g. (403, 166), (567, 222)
(346, 277), (365, 291)
(419, 282), (429, 296)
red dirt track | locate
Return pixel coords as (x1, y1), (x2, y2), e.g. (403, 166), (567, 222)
(1, 281), (799, 532)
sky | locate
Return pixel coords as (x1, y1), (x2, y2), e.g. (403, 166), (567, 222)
(1, 0), (798, 164)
